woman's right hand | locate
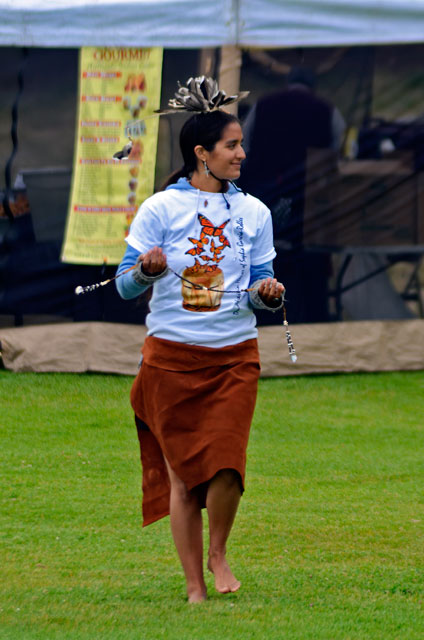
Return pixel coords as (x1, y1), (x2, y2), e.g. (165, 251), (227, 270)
(137, 246), (167, 276)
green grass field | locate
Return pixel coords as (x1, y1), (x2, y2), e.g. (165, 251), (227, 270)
(1, 370), (423, 640)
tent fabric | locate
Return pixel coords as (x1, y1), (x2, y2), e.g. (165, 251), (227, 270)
(239, 0), (424, 47)
(1, 320), (424, 376)
(0, 0), (236, 48)
(3, 0), (424, 48)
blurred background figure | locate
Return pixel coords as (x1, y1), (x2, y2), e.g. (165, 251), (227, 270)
(239, 67), (346, 323)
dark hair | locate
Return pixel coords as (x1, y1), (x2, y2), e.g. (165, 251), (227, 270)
(162, 110), (239, 189)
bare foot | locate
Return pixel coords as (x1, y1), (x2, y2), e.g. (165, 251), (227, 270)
(207, 554), (241, 594)
(187, 588), (207, 604)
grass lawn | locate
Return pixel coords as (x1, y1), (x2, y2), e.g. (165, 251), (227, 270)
(1, 369), (423, 639)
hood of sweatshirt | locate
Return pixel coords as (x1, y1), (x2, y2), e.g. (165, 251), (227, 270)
(165, 177), (239, 194)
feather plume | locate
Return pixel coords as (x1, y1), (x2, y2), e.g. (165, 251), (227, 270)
(113, 139), (133, 161)
(155, 76), (249, 114)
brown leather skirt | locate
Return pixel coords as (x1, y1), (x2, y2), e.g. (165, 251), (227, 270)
(130, 336), (260, 526)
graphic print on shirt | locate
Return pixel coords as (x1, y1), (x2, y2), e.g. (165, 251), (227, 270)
(181, 214), (231, 312)
(232, 216), (247, 316)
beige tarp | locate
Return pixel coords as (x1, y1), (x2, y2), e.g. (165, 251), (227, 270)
(1, 320), (423, 376)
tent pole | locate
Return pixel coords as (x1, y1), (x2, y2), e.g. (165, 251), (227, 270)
(198, 48), (217, 77)
(218, 45), (242, 115)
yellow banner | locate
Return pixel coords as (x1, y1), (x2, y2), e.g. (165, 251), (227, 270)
(62, 47), (163, 265)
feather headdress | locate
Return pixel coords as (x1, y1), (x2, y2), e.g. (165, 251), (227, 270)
(112, 139), (133, 161)
(114, 76), (249, 160)
(155, 75), (249, 115)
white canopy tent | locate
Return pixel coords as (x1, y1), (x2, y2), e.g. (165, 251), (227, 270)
(2, 0), (424, 48)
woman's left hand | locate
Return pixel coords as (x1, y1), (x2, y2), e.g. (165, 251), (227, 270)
(258, 277), (285, 307)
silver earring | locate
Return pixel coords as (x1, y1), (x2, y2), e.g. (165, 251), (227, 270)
(203, 160), (210, 177)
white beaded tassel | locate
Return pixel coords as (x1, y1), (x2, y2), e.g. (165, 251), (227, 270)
(283, 307), (297, 363)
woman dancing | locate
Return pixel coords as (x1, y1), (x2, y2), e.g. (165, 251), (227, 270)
(115, 77), (284, 603)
